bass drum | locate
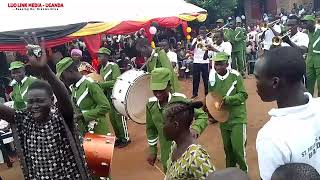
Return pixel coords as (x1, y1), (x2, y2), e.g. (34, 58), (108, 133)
(83, 133), (115, 177)
(112, 69), (153, 124)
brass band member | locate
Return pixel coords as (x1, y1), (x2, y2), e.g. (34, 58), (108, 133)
(281, 15), (309, 51)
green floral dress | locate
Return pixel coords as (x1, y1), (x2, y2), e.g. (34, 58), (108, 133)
(165, 142), (215, 180)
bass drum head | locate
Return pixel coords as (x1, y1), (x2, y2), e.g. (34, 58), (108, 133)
(4, 101), (14, 108)
(126, 74), (153, 124)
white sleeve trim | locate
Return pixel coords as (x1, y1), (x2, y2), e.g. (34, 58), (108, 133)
(148, 96), (158, 102)
(230, 69), (240, 76)
(148, 137), (158, 146)
(172, 93), (187, 98)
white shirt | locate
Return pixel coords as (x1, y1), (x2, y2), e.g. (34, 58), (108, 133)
(192, 37), (213, 64)
(263, 29), (275, 50)
(281, 16), (288, 24)
(273, 24), (282, 34)
(211, 41), (232, 66)
(166, 50), (178, 63)
(299, 8), (305, 16)
(282, 31), (309, 47)
(256, 93), (320, 180)
(247, 30), (258, 42)
(0, 120), (8, 130)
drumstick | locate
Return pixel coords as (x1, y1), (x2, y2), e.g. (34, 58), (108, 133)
(154, 164), (166, 176)
(139, 56), (153, 70)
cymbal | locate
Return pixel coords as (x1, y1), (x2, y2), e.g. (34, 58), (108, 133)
(87, 73), (104, 82)
(205, 92), (229, 122)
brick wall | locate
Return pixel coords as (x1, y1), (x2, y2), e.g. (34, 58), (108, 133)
(276, 0), (312, 13)
(244, 0), (313, 24)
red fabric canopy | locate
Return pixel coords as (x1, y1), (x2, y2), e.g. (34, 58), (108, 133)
(83, 17), (188, 59)
(107, 17), (188, 41)
(0, 36), (76, 52)
(0, 17), (188, 57)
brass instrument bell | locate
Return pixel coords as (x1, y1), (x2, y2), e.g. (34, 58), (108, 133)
(271, 30), (291, 46)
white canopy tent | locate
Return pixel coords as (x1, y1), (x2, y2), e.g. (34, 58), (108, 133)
(0, 0), (207, 32)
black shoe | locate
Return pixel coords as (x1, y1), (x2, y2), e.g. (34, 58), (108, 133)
(191, 95), (198, 99)
(241, 72), (246, 79)
(208, 117), (218, 124)
(115, 139), (131, 148)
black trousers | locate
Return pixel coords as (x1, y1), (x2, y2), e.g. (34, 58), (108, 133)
(192, 63), (209, 96)
(0, 134), (11, 164)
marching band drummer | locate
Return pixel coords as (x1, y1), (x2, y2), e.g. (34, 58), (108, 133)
(208, 52), (248, 172)
(9, 61), (36, 110)
(281, 15), (309, 51)
(56, 57), (111, 135)
(97, 47), (131, 148)
(135, 38), (179, 93)
(146, 67), (208, 173)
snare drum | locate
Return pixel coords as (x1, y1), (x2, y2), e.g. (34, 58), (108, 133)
(112, 69), (154, 124)
(83, 133), (115, 177)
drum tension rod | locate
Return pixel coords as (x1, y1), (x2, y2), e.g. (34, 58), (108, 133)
(101, 162), (109, 166)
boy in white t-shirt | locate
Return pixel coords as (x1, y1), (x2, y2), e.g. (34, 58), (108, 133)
(254, 47), (320, 180)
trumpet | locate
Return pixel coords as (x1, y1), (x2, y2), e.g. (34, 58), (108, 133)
(196, 36), (211, 50)
(272, 30), (291, 46)
(196, 41), (204, 49)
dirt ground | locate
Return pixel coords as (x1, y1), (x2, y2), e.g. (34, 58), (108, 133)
(0, 75), (275, 180)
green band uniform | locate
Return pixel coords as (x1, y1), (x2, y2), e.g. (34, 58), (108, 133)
(208, 52), (248, 172)
(146, 67), (208, 172)
(9, 61), (36, 110)
(230, 27), (246, 75)
(303, 15), (320, 97)
(99, 60), (129, 142)
(146, 48), (180, 92)
(56, 57), (111, 135)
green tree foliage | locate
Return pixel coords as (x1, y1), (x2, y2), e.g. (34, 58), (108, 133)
(187, 0), (238, 24)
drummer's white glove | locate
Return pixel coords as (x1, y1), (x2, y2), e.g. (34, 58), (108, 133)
(88, 121), (98, 131)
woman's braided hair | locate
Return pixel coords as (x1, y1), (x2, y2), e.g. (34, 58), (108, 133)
(164, 101), (203, 127)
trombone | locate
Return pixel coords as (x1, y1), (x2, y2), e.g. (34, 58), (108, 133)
(272, 30), (291, 46)
(260, 19), (281, 31)
(206, 23), (229, 38)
